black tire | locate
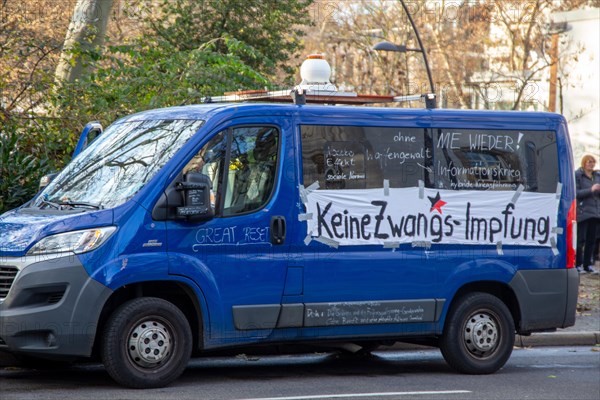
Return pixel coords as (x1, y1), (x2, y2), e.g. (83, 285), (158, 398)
(101, 297), (192, 388)
(440, 292), (515, 374)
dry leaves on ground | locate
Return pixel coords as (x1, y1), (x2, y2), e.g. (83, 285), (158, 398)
(577, 274), (600, 312)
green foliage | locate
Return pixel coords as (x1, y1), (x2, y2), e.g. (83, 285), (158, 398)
(53, 35), (272, 127)
(1, 0), (313, 214)
(139, 0), (313, 78)
(0, 126), (49, 212)
(50, 0), (316, 133)
(0, 111), (78, 213)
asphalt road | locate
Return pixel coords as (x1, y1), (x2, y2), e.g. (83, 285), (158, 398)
(1, 346), (599, 400)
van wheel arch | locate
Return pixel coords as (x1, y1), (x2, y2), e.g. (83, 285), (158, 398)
(446, 281), (521, 333)
(93, 281), (204, 358)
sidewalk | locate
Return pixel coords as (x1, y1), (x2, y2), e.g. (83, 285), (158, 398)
(516, 309), (600, 347)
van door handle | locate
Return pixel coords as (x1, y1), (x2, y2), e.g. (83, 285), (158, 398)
(270, 216), (286, 245)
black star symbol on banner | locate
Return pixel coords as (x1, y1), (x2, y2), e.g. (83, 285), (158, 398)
(428, 192), (447, 214)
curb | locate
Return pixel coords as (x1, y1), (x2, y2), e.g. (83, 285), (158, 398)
(380, 331), (600, 352)
(515, 331), (600, 347)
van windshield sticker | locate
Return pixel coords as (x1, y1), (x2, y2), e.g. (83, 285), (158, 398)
(305, 188), (558, 247)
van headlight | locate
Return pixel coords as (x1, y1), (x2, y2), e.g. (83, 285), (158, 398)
(27, 227), (117, 256)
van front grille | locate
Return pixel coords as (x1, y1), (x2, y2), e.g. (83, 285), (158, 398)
(0, 265), (19, 299)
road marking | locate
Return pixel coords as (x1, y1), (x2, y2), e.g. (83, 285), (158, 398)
(236, 390), (471, 400)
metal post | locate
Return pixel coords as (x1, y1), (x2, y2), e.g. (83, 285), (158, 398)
(398, 0), (435, 100)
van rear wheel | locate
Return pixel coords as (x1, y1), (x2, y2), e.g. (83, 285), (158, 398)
(440, 292), (514, 374)
(101, 297), (192, 388)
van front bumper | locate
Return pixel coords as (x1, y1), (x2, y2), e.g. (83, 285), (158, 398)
(0, 254), (112, 359)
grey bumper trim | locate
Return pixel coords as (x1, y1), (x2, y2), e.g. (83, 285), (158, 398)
(509, 269), (578, 333)
(0, 255), (112, 358)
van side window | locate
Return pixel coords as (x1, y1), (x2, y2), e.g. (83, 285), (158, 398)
(183, 131), (227, 212)
(223, 127), (279, 216)
(301, 125), (429, 189)
(184, 127), (279, 216)
(433, 129), (558, 192)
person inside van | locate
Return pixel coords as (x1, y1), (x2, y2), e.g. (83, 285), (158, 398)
(575, 154), (600, 274)
(228, 127), (278, 213)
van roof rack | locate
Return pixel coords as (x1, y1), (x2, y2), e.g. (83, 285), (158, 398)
(202, 54), (437, 109)
(203, 89), (436, 108)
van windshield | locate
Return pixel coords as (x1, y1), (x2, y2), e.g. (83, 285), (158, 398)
(33, 119), (204, 210)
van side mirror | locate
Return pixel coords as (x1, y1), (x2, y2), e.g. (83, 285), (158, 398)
(175, 172), (214, 221)
(73, 122), (103, 158)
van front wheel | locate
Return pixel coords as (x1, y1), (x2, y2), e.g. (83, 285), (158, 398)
(440, 292), (514, 374)
(101, 297), (192, 388)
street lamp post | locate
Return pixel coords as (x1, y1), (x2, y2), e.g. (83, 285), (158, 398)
(373, 0), (436, 108)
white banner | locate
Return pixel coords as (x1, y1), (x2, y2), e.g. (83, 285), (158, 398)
(305, 188), (559, 247)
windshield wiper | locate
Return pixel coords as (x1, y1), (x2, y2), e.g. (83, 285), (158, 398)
(39, 199), (62, 209)
(57, 200), (103, 210)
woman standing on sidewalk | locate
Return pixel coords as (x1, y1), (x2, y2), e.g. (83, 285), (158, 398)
(575, 155), (600, 274)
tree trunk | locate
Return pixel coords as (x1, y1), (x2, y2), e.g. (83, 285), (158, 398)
(55, 0), (114, 84)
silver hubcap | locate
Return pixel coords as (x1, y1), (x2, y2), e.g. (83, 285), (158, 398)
(463, 312), (499, 357)
(128, 320), (172, 368)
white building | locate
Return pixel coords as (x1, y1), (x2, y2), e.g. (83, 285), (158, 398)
(551, 8), (600, 164)
(467, 7), (598, 164)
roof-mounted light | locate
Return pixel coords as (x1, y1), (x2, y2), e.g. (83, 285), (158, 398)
(297, 54), (337, 93)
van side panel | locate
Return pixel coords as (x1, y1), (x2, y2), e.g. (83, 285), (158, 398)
(296, 111), (576, 340)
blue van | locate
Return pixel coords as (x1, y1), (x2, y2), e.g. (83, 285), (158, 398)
(0, 102), (579, 388)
